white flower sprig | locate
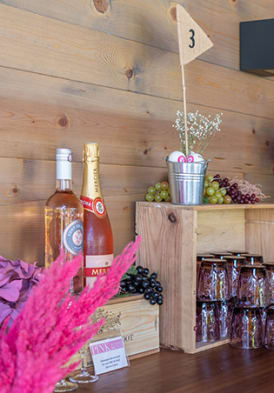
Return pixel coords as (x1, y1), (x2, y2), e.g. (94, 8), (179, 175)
(173, 110), (223, 156)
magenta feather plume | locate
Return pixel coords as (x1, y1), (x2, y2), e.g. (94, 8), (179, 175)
(0, 236), (141, 393)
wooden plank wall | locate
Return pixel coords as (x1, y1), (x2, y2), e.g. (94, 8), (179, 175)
(0, 0), (273, 264)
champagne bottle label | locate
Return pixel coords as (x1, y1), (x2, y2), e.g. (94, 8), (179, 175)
(62, 219), (83, 255)
(80, 195), (106, 218)
(84, 254), (114, 287)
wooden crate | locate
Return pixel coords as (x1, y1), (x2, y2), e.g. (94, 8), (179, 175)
(69, 294), (159, 368)
(136, 202), (274, 354)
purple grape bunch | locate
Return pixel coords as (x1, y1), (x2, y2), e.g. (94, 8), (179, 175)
(120, 266), (163, 306)
(215, 174), (260, 204)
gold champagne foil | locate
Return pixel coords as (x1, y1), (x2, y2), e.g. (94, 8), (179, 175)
(81, 143), (102, 200)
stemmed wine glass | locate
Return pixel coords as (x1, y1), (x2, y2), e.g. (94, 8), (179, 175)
(54, 379), (78, 392)
(54, 290), (81, 392)
(69, 344), (98, 384)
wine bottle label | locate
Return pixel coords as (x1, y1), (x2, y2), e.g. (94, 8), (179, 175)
(80, 195), (106, 218)
(84, 254), (113, 287)
(63, 219), (83, 255)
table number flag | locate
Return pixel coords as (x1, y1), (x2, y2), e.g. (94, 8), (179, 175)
(176, 4), (213, 156)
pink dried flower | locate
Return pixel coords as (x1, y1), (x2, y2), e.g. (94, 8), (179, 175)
(230, 177), (270, 201)
(0, 236), (141, 393)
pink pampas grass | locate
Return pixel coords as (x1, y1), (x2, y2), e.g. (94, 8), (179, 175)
(0, 236), (141, 393)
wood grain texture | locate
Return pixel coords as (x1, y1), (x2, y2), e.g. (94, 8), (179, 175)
(0, 201), (45, 263)
(73, 347), (274, 393)
(197, 209), (245, 253)
(2, 0), (274, 71)
(0, 71), (272, 175)
(94, 296), (159, 357)
(136, 202), (196, 353)
(0, 3), (274, 120)
(245, 209), (274, 262)
(0, 158), (169, 204)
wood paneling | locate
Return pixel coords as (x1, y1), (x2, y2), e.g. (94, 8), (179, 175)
(0, 4), (274, 119)
(0, 158), (169, 204)
(2, 0), (274, 71)
(0, 1), (272, 264)
(0, 82), (272, 174)
(0, 201), (45, 263)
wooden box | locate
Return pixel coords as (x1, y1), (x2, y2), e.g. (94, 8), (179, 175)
(69, 294), (159, 368)
(136, 202), (274, 354)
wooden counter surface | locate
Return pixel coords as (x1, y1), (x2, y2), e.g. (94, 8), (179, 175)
(77, 345), (273, 393)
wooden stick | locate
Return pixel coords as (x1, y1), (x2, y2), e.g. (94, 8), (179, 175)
(181, 64), (189, 157)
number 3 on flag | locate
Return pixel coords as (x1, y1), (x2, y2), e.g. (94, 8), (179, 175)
(176, 4), (213, 66)
(189, 29), (195, 48)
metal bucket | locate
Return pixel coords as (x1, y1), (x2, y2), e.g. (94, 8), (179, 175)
(167, 160), (208, 205)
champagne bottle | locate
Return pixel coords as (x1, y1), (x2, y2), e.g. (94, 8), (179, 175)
(45, 148), (83, 293)
(80, 143), (114, 288)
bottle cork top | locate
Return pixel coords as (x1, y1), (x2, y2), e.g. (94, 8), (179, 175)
(83, 143), (99, 161)
(56, 148), (72, 179)
(56, 148), (72, 161)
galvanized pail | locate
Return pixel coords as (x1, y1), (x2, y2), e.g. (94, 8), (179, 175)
(167, 160), (208, 205)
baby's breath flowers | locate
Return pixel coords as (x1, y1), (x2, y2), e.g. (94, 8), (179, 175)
(173, 110), (223, 156)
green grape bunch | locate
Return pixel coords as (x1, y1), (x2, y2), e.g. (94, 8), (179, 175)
(145, 181), (171, 202)
(203, 174), (232, 205)
(204, 174), (263, 205)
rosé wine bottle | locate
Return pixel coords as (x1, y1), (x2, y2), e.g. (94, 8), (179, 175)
(80, 143), (113, 288)
(45, 148), (83, 294)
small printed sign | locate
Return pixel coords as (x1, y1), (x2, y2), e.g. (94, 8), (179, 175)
(89, 336), (129, 375)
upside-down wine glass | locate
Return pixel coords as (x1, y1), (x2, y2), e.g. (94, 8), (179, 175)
(197, 259), (230, 302)
(230, 307), (264, 349)
(237, 265), (266, 308)
(265, 305), (274, 350)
